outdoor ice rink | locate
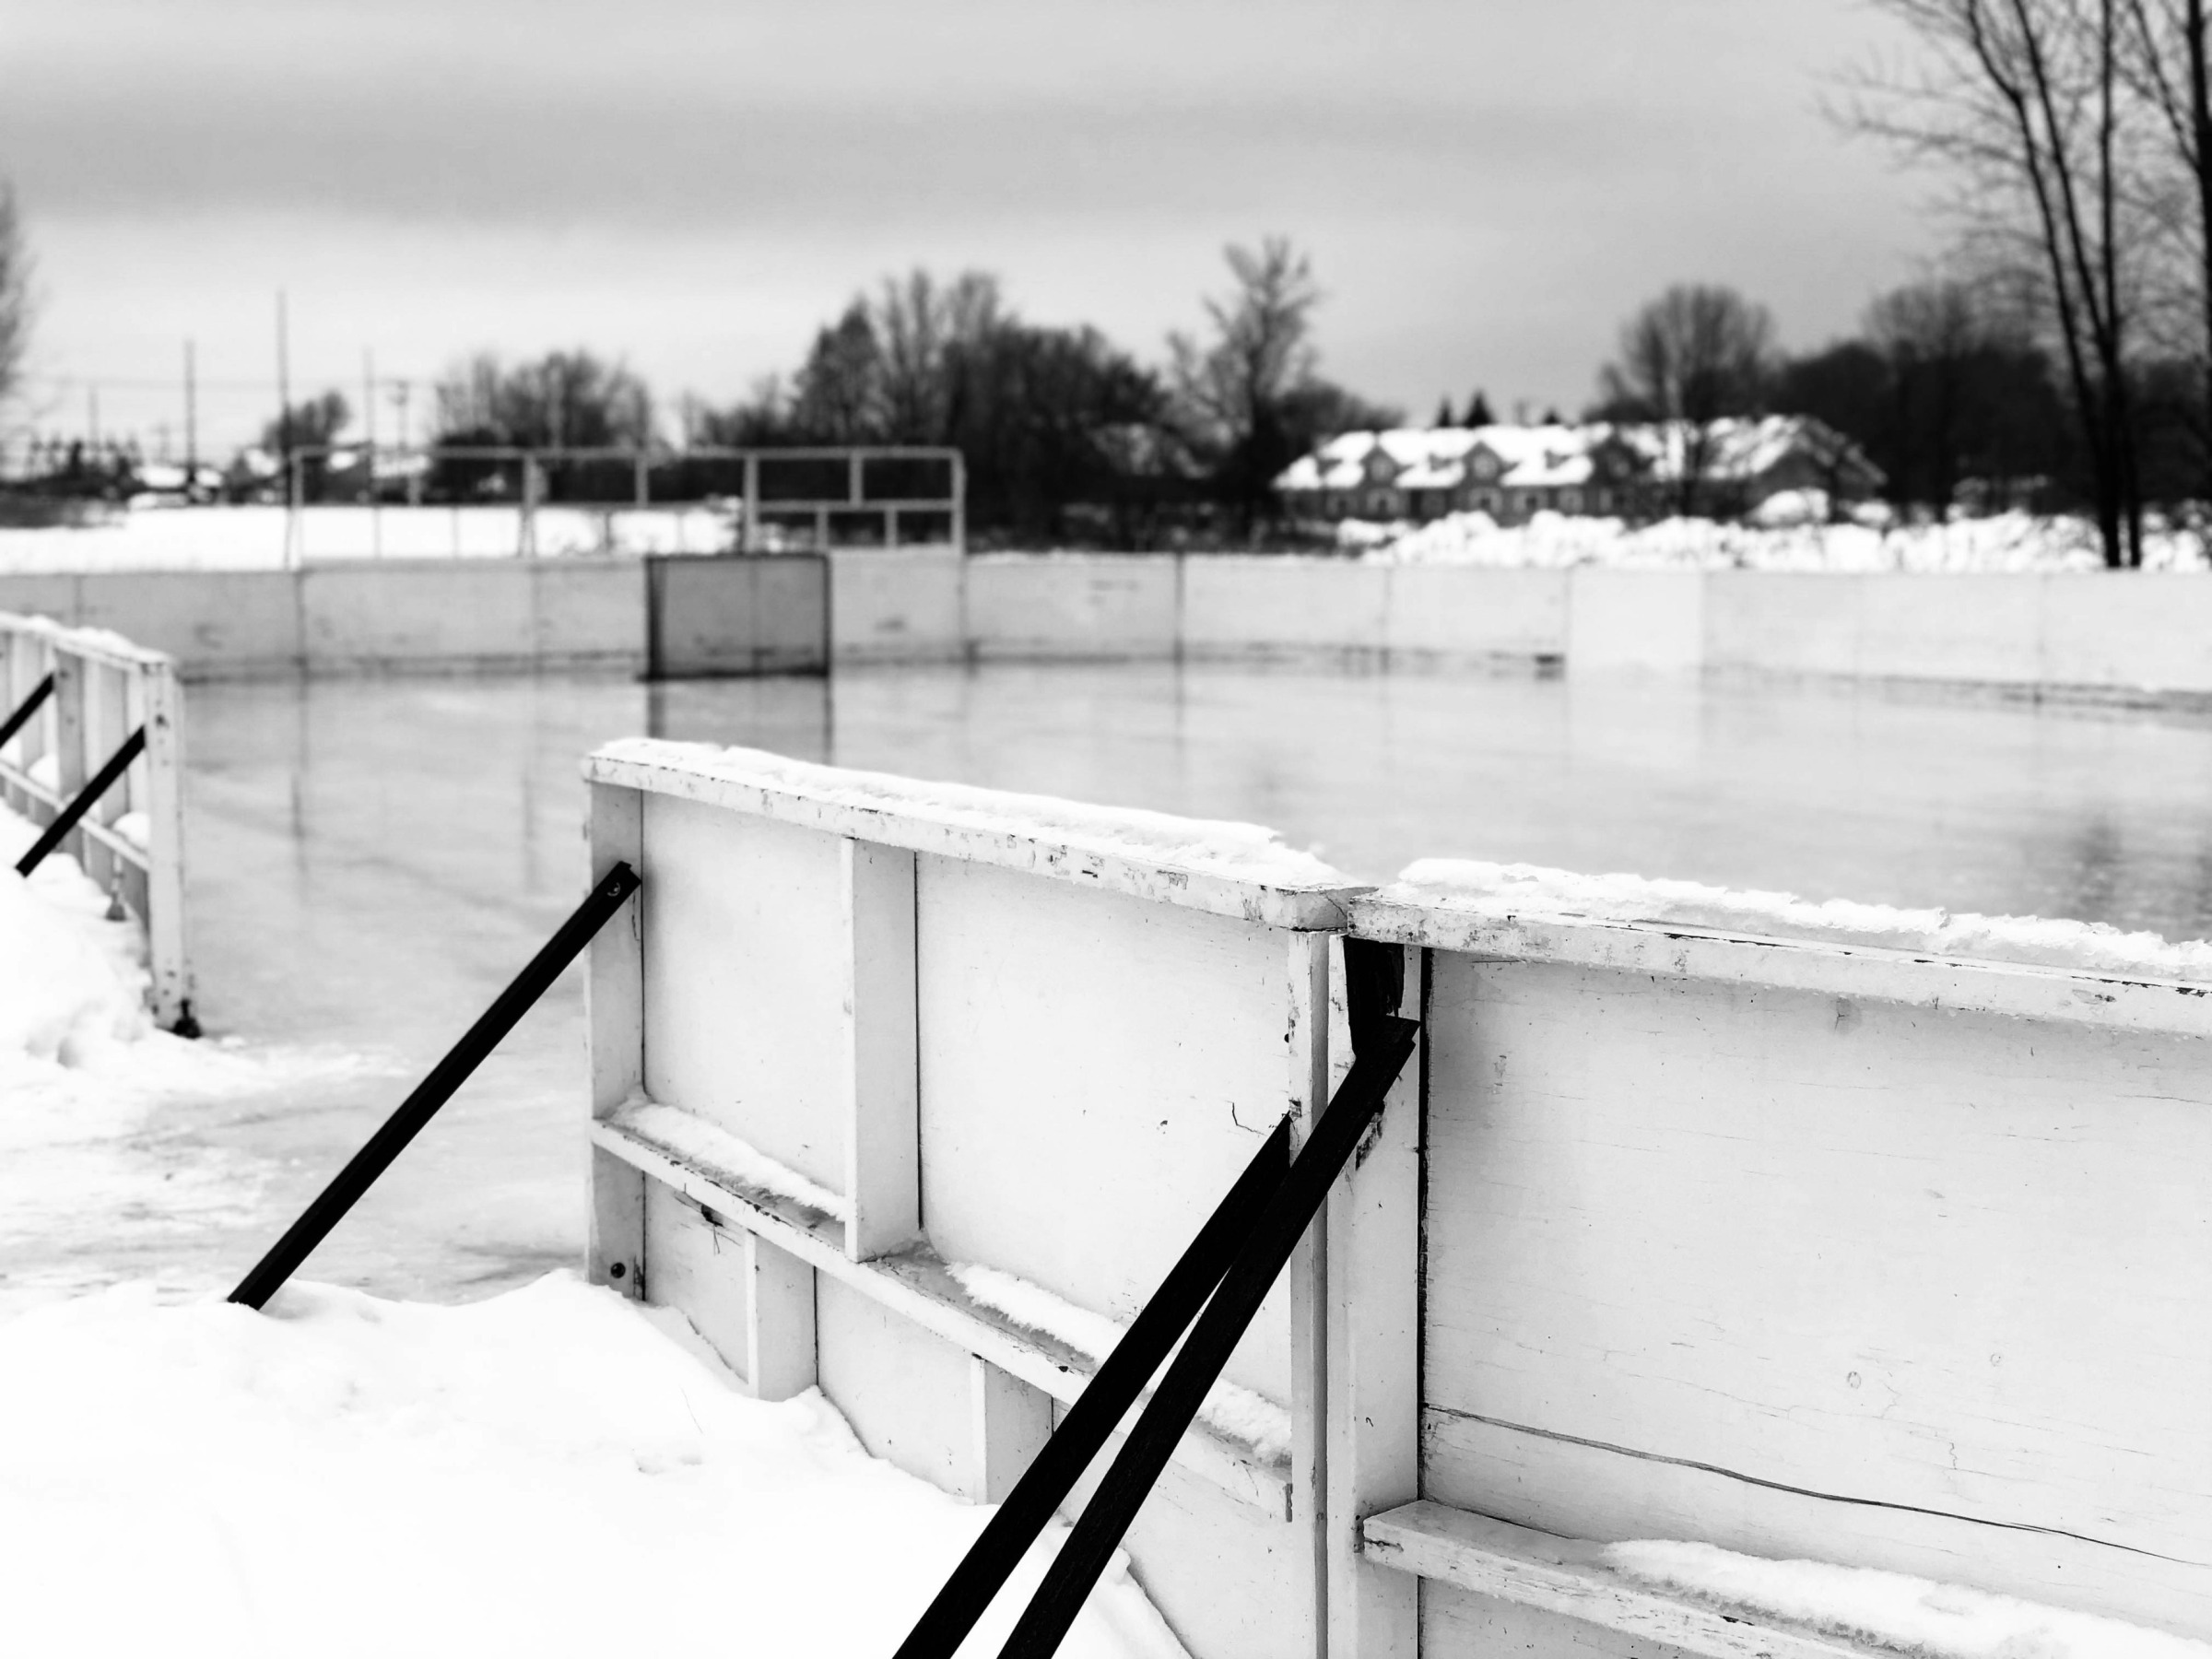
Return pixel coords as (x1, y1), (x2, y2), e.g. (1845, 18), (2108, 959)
(19, 657), (2212, 1315)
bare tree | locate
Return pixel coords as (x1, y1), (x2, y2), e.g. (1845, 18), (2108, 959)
(1170, 237), (1324, 534)
(2115, 0), (2212, 488)
(1595, 283), (1775, 514)
(871, 269), (1004, 441)
(1848, 0), (2146, 565)
(0, 182), (34, 418)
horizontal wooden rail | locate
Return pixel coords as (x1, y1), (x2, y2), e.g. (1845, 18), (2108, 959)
(1360, 1500), (1877, 1659)
(591, 1107), (1292, 1515)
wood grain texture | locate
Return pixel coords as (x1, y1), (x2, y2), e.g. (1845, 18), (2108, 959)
(641, 795), (848, 1193)
(1365, 1501), (1861, 1659)
(816, 1272), (974, 1494)
(1419, 948), (2212, 1633)
(914, 855), (1302, 1404)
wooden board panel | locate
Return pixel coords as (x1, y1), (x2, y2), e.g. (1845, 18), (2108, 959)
(1063, 1411), (1319, 1659)
(1422, 1583), (1698, 1659)
(1419, 949), (2212, 1631)
(643, 1179), (755, 1386)
(914, 854), (1301, 1403)
(816, 1272), (976, 1497)
(641, 795), (848, 1193)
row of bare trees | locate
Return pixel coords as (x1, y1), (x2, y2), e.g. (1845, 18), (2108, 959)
(701, 241), (1396, 543)
(1847, 0), (2212, 565)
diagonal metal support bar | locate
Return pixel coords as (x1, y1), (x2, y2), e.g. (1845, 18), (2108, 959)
(0, 671), (53, 752)
(996, 1000), (1421, 1659)
(890, 1115), (1295, 1659)
(229, 861), (643, 1310)
(15, 725), (146, 877)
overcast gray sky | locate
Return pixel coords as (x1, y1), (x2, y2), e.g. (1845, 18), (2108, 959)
(2, 0), (1938, 448)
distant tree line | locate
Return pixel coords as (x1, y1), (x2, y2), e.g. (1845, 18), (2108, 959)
(1838, 0), (2212, 564)
(398, 241), (1397, 547)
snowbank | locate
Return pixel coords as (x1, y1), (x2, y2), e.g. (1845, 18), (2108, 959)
(1388, 859), (2212, 982)
(592, 739), (1355, 891)
(1359, 510), (2210, 574)
(948, 1263), (1293, 1465)
(1607, 1539), (2208, 1659)
(0, 807), (373, 1306)
(0, 1273), (1188, 1658)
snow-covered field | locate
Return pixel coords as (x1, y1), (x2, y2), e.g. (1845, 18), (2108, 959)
(1353, 506), (2212, 573)
(0, 1274), (1184, 1658)
(0, 503), (739, 571)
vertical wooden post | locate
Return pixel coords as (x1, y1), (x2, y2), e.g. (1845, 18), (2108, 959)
(1287, 927), (1333, 1653)
(53, 649), (86, 857)
(745, 1230), (818, 1402)
(841, 838), (922, 1261)
(743, 453), (760, 553)
(142, 662), (193, 1030)
(587, 781), (647, 1298)
(962, 1355), (1053, 1502)
(1324, 942), (1422, 1659)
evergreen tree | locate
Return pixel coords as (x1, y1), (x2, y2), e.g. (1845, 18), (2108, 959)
(1433, 396), (1454, 429)
(1465, 390), (1496, 426)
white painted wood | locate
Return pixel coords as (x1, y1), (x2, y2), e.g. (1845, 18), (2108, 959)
(841, 838), (921, 1261)
(585, 781), (646, 1297)
(1324, 942), (1421, 1659)
(1361, 1501), (1874, 1659)
(744, 1229), (818, 1403)
(138, 660), (190, 1029)
(594, 1117), (1292, 1515)
(584, 744), (1368, 930)
(1285, 929), (1331, 1656)
(1417, 947), (2212, 1634)
(914, 855), (1304, 1403)
(640, 794), (849, 1194)
(816, 1272), (976, 1493)
(1352, 891), (2212, 1039)
(1063, 1422), (1318, 1659)
(0, 618), (191, 1030)
(642, 1179), (748, 1372)
(966, 1354), (1053, 1503)
(585, 781), (644, 1120)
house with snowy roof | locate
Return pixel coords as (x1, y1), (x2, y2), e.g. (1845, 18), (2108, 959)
(1274, 415), (1879, 524)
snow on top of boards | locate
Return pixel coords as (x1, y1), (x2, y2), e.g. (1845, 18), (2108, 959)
(585, 739), (1364, 929)
(1377, 858), (2212, 984)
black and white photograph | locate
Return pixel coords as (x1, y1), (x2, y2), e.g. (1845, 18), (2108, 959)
(1, 4), (2208, 1655)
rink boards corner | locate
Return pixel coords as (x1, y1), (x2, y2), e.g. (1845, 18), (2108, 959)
(579, 740), (2212, 1659)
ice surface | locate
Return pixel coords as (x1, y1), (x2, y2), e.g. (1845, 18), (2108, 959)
(593, 737), (1355, 889)
(1606, 1538), (2207, 1659)
(1389, 859), (2212, 982)
(949, 1262), (1293, 1463)
(609, 1097), (845, 1218)
(0, 1273), (1190, 1659)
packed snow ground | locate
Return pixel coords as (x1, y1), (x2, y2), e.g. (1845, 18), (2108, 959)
(0, 1274), (1188, 1659)
(1354, 506), (2212, 573)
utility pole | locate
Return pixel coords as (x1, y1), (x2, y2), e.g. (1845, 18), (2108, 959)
(183, 340), (198, 500)
(364, 347), (381, 556)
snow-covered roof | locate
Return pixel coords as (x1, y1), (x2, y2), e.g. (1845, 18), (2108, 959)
(1277, 417), (1877, 494)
